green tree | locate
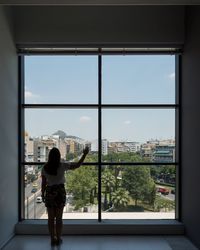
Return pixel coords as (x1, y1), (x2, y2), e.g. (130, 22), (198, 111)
(111, 188), (130, 210)
(122, 166), (156, 206)
(66, 152), (78, 161)
(143, 178), (156, 205)
(66, 166), (97, 210)
(154, 195), (175, 212)
(102, 168), (115, 210)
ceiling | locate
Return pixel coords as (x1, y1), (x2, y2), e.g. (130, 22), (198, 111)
(0, 0), (200, 5)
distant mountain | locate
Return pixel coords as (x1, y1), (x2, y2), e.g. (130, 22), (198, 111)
(53, 130), (67, 139)
(52, 130), (82, 140)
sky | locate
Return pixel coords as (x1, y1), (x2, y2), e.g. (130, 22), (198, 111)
(24, 55), (176, 142)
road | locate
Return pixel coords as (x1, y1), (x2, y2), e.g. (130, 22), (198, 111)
(25, 195), (46, 219)
(25, 175), (41, 198)
(25, 175), (46, 219)
(157, 192), (175, 201)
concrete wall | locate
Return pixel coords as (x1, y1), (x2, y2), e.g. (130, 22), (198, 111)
(182, 6), (200, 249)
(13, 6), (185, 46)
(0, 6), (18, 249)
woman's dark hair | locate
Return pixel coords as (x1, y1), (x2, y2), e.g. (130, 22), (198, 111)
(44, 147), (61, 175)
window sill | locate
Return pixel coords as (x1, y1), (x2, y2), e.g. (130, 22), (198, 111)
(15, 219), (184, 235)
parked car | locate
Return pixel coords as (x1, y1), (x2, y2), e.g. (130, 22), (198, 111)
(31, 188), (37, 193)
(36, 196), (42, 203)
(157, 187), (169, 195)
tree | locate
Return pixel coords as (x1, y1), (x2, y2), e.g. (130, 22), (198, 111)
(66, 152), (78, 161)
(122, 166), (156, 206)
(111, 188), (130, 210)
(66, 165), (97, 210)
(102, 168), (115, 210)
(154, 195), (175, 212)
(143, 178), (156, 205)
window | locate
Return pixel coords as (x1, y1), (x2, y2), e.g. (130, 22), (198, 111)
(20, 51), (179, 221)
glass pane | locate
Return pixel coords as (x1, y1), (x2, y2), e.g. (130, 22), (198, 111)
(102, 55), (175, 104)
(25, 109), (98, 162)
(102, 109), (175, 163)
(101, 165), (176, 219)
(24, 165), (45, 219)
(24, 165), (98, 219)
(25, 56), (98, 104)
(64, 165), (98, 219)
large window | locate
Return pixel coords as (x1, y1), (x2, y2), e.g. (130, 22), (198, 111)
(21, 51), (179, 221)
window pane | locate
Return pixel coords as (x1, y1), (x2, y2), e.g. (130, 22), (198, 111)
(24, 165), (98, 219)
(24, 165), (44, 219)
(64, 165), (98, 219)
(102, 109), (175, 163)
(25, 56), (98, 104)
(102, 55), (175, 104)
(101, 165), (175, 219)
(25, 109), (98, 162)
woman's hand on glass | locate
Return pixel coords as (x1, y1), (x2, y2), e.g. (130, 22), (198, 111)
(83, 146), (89, 155)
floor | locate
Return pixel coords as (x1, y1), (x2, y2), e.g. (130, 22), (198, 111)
(2, 235), (198, 250)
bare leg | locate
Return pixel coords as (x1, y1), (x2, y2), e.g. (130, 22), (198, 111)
(47, 207), (56, 243)
(55, 206), (64, 243)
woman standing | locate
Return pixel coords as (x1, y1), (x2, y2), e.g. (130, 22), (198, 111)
(41, 146), (89, 245)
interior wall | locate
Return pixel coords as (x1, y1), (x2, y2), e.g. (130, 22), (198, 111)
(182, 6), (200, 249)
(0, 6), (18, 249)
(13, 6), (185, 46)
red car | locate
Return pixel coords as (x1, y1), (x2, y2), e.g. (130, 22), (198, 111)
(157, 187), (169, 195)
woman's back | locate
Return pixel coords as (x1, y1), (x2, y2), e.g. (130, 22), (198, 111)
(42, 163), (70, 186)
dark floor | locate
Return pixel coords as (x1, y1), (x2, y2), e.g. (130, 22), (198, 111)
(2, 235), (198, 250)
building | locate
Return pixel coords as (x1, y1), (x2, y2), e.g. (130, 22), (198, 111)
(108, 141), (140, 153)
(153, 145), (175, 163)
(24, 131), (34, 162)
(91, 139), (108, 155)
(65, 139), (84, 155)
(102, 139), (108, 155)
(140, 143), (154, 160)
(33, 137), (57, 162)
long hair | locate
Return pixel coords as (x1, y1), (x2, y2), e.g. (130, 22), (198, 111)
(44, 147), (61, 175)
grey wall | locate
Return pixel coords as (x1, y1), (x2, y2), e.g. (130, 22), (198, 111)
(182, 6), (200, 249)
(13, 6), (185, 46)
(0, 6), (18, 249)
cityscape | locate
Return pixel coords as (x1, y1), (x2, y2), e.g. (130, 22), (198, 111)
(23, 54), (176, 220)
(25, 129), (175, 163)
(24, 130), (176, 220)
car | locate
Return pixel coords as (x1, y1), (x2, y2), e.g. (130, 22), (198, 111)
(171, 189), (175, 194)
(36, 196), (42, 203)
(32, 182), (38, 188)
(157, 187), (169, 195)
(31, 188), (37, 193)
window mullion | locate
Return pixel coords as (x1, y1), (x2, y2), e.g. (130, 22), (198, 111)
(98, 53), (102, 222)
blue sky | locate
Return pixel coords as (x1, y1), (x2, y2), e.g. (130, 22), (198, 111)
(25, 55), (175, 142)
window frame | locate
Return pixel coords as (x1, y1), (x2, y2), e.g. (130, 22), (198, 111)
(19, 50), (181, 222)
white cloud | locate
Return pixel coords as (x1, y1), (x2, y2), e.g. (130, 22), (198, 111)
(168, 72), (175, 80)
(25, 90), (39, 99)
(124, 120), (131, 125)
(80, 116), (91, 123)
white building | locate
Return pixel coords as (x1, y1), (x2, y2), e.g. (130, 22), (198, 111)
(24, 132), (34, 162)
(91, 139), (108, 155)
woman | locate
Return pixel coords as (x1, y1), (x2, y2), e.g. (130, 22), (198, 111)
(41, 146), (89, 245)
